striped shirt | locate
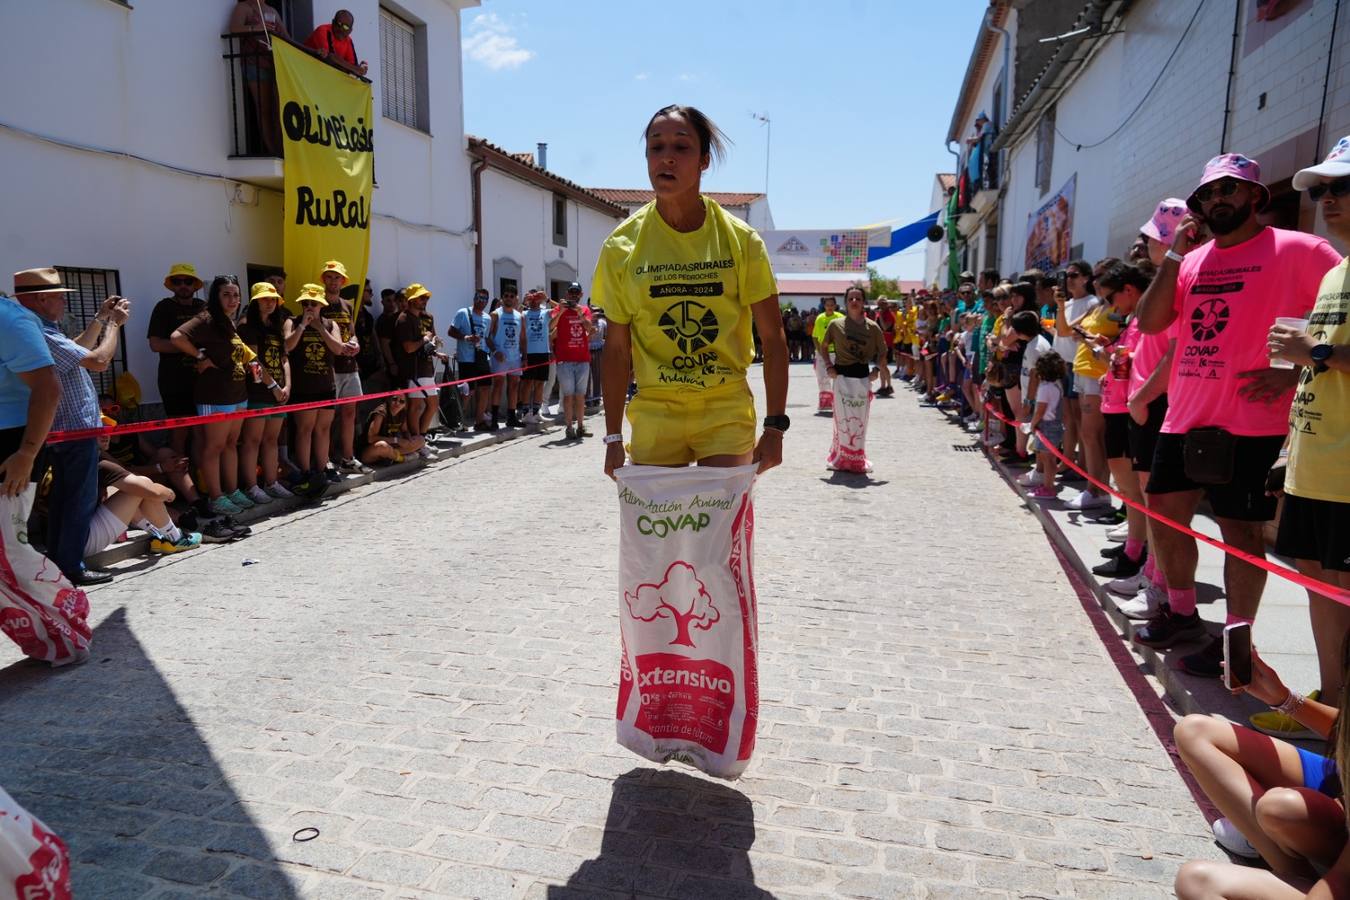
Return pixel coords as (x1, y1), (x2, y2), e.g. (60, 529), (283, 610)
(40, 320), (100, 432)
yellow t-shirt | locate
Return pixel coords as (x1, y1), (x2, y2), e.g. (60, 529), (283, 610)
(591, 196), (778, 391)
(1287, 258), (1350, 503)
(1073, 305), (1122, 379)
(812, 310), (844, 344)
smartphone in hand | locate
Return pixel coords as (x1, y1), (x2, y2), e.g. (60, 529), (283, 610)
(1223, 622), (1253, 691)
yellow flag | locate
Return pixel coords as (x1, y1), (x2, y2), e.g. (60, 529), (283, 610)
(272, 41), (373, 314)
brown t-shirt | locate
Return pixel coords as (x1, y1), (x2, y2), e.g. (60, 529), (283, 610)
(288, 316), (335, 398)
(237, 319), (288, 404)
(176, 313), (249, 405)
(146, 297), (206, 385)
(365, 401), (405, 442)
(394, 310), (435, 380)
(824, 317), (888, 369)
(322, 297), (358, 374)
(97, 454), (131, 497)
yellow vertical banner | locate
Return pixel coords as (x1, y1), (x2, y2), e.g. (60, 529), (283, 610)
(271, 40), (374, 312)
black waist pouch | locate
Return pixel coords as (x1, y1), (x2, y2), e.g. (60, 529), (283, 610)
(1183, 427), (1237, 485)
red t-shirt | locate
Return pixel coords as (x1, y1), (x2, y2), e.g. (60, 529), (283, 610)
(305, 24), (356, 65)
(552, 305), (592, 362)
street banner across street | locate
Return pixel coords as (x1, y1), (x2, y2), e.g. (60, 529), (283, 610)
(763, 229), (886, 273)
(272, 40), (374, 311)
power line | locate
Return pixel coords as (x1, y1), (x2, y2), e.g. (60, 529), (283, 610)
(1055, 0), (1207, 151)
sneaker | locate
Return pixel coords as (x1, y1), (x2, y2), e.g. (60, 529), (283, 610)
(1211, 817), (1260, 860)
(324, 467), (342, 485)
(150, 532), (202, 555)
(245, 485), (274, 506)
(226, 489), (255, 510)
(966, 420), (984, 433)
(1106, 571), (1150, 597)
(524, 411), (541, 425)
(1177, 635), (1225, 678)
(209, 495), (242, 517)
(1016, 470), (1041, 486)
(339, 458), (362, 474)
(200, 518), (237, 543)
(219, 516), (252, 539)
(1105, 522), (1130, 542)
(577, 424), (593, 438)
(1133, 609), (1207, 649)
(1093, 550), (1145, 578)
(1066, 490), (1112, 511)
(1249, 690), (1321, 740)
(294, 473), (328, 500)
(1101, 543), (1128, 559)
(565, 425), (577, 440)
(264, 481), (294, 500)
(1116, 587), (1165, 620)
(474, 421), (492, 433)
(417, 445), (434, 460)
(1030, 486), (1058, 499)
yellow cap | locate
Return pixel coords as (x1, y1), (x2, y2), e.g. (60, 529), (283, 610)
(250, 282), (282, 302)
(163, 263), (202, 291)
(404, 282), (431, 302)
(296, 283), (329, 307)
(320, 260), (349, 283)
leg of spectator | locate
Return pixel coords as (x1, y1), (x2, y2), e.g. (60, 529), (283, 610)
(1253, 786), (1348, 870)
(361, 440), (398, 466)
(313, 409), (335, 474)
(338, 402), (358, 462)
(260, 418), (284, 487)
(153, 446), (198, 506)
(1302, 562), (1350, 706)
(1148, 490), (1202, 597)
(1063, 395), (1081, 468)
(1173, 858), (1308, 900)
(1214, 516), (1269, 623)
(198, 421), (231, 501)
(238, 418), (265, 491)
(219, 420), (243, 496)
(406, 397), (425, 439)
(1006, 386), (1025, 455)
(1109, 459), (1147, 543)
(420, 389), (438, 436)
(47, 439), (99, 580)
(291, 410), (316, 477)
(1079, 394), (1108, 496)
(1173, 715), (1314, 878)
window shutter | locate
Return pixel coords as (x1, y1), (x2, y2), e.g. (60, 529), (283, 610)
(379, 9), (419, 129)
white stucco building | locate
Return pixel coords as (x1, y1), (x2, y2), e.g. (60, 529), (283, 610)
(0, 0), (479, 409)
(923, 174), (957, 288)
(589, 190), (776, 233)
(468, 139), (625, 302)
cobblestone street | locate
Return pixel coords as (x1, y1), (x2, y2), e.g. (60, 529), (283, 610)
(0, 365), (1221, 898)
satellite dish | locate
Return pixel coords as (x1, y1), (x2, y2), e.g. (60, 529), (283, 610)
(926, 224), (945, 243)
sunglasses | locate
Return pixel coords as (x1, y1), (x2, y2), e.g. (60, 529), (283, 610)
(170, 277), (196, 286)
(1308, 177), (1350, 201)
(333, 20), (352, 31)
(1193, 179), (1242, 204)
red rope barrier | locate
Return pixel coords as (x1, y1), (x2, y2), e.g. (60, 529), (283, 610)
(46, 361), (548, 444)
(981, 401), (1350, 605)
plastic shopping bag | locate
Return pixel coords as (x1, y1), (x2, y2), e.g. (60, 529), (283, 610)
(826, 375), (873, 473)
(614, 464), (759, 781)
(812, 355), (834, 412)
(0, 487), (91, 666)
(0, 784), (70, 900)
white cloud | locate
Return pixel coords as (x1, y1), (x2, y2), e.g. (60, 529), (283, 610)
(634, 72), (650, 81)
(464, 13), (534, 71)
(677, 73), (696, 82)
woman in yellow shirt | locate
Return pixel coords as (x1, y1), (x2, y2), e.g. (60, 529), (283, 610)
(595, 105), (789, 475)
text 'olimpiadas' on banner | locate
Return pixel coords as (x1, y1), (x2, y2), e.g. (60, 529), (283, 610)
(272, 40), (374, 312)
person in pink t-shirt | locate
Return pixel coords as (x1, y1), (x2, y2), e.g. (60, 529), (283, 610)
(1133, 154), (1342, 677)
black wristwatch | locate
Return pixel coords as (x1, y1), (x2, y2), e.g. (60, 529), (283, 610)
(763, 415), (790, 433)
(1311, 343), (1334, 374)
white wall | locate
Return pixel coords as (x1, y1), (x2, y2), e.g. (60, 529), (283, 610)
(0, 0), (475, 404)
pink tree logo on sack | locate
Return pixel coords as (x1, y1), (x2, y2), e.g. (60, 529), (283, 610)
(626, 561), (720, 647)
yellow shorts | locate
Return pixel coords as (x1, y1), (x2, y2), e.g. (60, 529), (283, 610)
(627, 380), (756, 466)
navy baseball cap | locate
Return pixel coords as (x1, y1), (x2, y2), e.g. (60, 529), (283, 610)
(567, 282), (582, 292)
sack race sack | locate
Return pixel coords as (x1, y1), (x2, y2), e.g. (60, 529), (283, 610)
(813, 355), (834, 412)
(0, 488), (91, 666)
(614, 464), (759, 781)
(0, 784), (70, 900)
(826, 375), (873, 473)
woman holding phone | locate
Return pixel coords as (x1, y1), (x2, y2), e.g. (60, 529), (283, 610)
(236, 282), (293, 502)
(285, 283), (348, 496)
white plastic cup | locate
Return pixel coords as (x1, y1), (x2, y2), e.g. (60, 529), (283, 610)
(1270, 317), (1310, 368)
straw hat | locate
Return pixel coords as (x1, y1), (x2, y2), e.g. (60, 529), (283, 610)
(404, 283), (432, 302)
(250, 282), (282, 302)
(320, 260), (349, 284)
(163, 263), (203, 291)
(12, 267), (75, 296)
(296, 283), (328, 306)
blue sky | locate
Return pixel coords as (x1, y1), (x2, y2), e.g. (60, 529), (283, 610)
(460, 0), (989, 281)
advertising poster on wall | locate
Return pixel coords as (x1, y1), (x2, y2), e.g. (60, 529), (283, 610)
(1024, 174), (1076, 273)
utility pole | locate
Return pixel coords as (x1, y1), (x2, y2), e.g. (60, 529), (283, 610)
(752, 112), (770, 195)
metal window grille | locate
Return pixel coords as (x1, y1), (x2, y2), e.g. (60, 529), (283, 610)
(54, 267), (126, 401)
(380, 8), (419, 129)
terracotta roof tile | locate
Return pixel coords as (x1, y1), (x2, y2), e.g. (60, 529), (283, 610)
(938, 173), (957, 191)
(466, 136), (625, 216)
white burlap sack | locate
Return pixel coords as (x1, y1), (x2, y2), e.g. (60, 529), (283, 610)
(0, 487), (91, 666)
(0, 784), (70, 900)
(614, 464), (759, 780)
(826, 375), (873, 473)
(812, 355), (834, 412)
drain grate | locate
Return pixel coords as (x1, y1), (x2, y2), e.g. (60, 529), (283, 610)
(952, 444), (982, 452)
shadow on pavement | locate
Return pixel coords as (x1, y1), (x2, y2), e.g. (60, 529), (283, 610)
(549, 767), (772, 899)
(0, 607), (299, 898)
(819, 472), (890, 488)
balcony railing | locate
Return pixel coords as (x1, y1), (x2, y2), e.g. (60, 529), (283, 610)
(221, 33), (370, 160)
(955, 133), (1002, 213)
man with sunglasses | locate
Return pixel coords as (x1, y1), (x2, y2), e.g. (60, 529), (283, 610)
(1133, 154), (1340, 677)
(146, 264), (206, 454)
(305, 9), (368, 78)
